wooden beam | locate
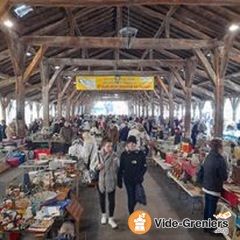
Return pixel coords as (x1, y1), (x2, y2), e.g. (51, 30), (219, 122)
(156, 76), (170, 98)
(0, 0), (10, 21)
(9, 0), (240, 6)
(220, 33), (235, 79)
(60, 79), (72, 97)
(195, 49), (216, 85)
(63, 70), (169, 77)
(65, 8), (75, 36)
(21, 36), (221, 50)
(23, 45), (48, 82)
(165, 6), (178, 38)
(48, 58), (185, 67)
(48, 66), (64, 91)
(171, 69), (187, 94)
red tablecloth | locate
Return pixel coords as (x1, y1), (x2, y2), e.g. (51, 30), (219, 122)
(221, 189), (238, 207)
(165, 153), (178, 164)
(182, 161), (197, 177)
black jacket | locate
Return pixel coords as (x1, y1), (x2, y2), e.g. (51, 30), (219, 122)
(202, 150), (228, 193)
(119, 126), (130, 142)
(118, 150), (147, 187)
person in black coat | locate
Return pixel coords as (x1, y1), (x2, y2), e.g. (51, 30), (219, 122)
(202, 139), (228, 233)
(118, 135), (147, 215)
(119, 122), (130, 143)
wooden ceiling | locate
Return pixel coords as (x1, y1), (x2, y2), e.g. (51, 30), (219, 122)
(0, 0), (240, 104)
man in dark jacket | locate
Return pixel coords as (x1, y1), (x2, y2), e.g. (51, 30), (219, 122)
(202, 139), (228, 233)
(119, 122), (130, 143)
(118, 136), (147, 215)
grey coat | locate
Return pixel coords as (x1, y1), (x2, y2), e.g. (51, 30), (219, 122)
(90, 150), (119, 193)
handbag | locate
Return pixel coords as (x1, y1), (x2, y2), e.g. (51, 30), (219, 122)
(89, 152), (101, 183)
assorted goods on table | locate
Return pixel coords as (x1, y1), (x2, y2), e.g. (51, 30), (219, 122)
(154, 138), (240, 240)
(0, 154), (80, 240)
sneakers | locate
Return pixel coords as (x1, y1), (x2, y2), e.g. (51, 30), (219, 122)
(101, 214), (107, 225)
(108, 217), (118, 229)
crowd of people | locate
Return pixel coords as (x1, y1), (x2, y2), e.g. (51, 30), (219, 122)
(0, 114), (232, 235)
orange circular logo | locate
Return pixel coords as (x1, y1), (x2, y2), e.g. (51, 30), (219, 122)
(128, 210), (152, 235)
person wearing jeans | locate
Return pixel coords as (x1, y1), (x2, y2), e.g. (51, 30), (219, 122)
(118, 135), (147, 215)
(90, 137), (119, 229)
(202, 139), (228, 234)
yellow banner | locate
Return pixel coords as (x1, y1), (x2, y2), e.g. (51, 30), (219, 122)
(76, 76), (154, 91)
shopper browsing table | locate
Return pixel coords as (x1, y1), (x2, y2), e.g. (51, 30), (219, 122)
(118, 136), (147, 215)
(202, 139), (228, 234)
(90, 137), (119, 229)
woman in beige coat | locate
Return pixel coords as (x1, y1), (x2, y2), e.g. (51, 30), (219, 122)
(90, 137), (119, 229)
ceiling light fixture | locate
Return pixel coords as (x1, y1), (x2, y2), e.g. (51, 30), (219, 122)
(229, 24), (239, 32)
(55, 65), (60, 70)
(14, 5), (33, 18)
(4, 20), (13, 28)
(26, 51), (32, 57)
(119, 5), (138, 49)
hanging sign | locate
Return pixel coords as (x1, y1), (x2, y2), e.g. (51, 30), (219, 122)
(75, 76), (154, 91)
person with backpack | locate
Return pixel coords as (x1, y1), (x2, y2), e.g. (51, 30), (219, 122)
(90, 137), (119, 229)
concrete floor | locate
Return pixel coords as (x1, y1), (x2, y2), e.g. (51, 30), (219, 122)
(78, 162), (223, 240)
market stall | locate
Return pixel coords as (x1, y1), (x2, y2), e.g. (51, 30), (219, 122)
(0, 155), (82, 240)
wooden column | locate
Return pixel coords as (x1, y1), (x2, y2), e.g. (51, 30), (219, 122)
(192, 102), (197, 120)
(230, 97), (240, 122)
(181, 104), (184, 119)
(29, 102), (33, 123)
(0, 96), (10, 122)
(138, 99), (141, 117)
(195, 33), (235, 138)
(141, 99), (144, 117)
(36, 102), (41, 119)
(71, 102), (76, 119)
(184, 61), (196, 138)
(151, 91), (155, 117)
(198, 101), (205, 120)
(159, 88), (164, 122)
(168, 75), (175, 130)
(66, 89), (76, 121)
(5, 32), (26, 137)
(40, 60), (50, 127)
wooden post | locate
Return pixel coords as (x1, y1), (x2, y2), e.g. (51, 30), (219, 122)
(168, 75), (175, 130)
(36, 102), (41, 119)
(159, 88), (164, 122)
(138, 99), (141, 117)
(181, 104), (184, 119)
(198, 101), (205, 120)
(184, 60), (197, 138)
(230, 97), (240, 122)
(0, 96), (10, 122)
(195, 33), (235, 137)
(71, 102), (76, 119)
(192, 103), (197, 120)
(5, 32), (26, 137)
(141, 99), (144, 117)
(40, 60), (50, 127)
(29, 102), (33, 123)
(151, 91), (155, 117)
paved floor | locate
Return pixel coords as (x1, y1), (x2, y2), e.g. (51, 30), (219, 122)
(78, 162), (223, 240)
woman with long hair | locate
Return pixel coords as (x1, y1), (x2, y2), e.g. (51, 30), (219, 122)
(90, 137), (119, 229)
